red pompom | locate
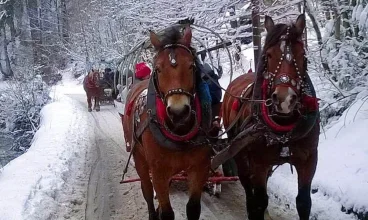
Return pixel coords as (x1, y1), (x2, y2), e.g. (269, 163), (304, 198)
(302, 95), (320, 112)
(156, 97), (167, 122)
(232, 100), (240, 111)
(135, 62), (151, 79)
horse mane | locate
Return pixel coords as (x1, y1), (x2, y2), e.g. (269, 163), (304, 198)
(159, 27), (184, 47)
(256, 22), (303, 74)
(263, 23), (301, 52)
(88, 70), (99, 79)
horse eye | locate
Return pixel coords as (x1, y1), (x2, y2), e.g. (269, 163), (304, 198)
(267, 53), (272, 59)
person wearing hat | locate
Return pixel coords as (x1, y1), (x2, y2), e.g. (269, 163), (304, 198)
(135, 62), (151, 81)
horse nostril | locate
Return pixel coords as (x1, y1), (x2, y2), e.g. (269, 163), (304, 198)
(290, 94), (297, 104)
(166, 106), (172, 116)
(182, 104), (190, 116)
(272, 93), (278, 104)
(166, 105), (191, 117)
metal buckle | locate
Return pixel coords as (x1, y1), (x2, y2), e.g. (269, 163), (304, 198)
(265, 98), (273, 107)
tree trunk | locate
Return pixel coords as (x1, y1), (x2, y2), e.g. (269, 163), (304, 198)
(333, 9), (341, 41)
(251, 0), (261, 71)
(26, 0), (43, 67)
(1, 27), (14, 78)
(60, 0), (69, 43)
(339, 0), (353, 37)
(351, 0), (360, 38)
(14, 0), (26, 44)
(321, 0), (332, 20)
(4, 0), (16, 41)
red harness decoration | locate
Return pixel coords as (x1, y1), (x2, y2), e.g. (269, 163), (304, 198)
(261, 80), (297, 132)
(232, 100), (240, 111)
(125, 101), (134, 116)
(302, 95), (319, 112)
(155, 95), (202, 142)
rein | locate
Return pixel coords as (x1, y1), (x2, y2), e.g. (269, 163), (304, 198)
(199, 67), (267, 104)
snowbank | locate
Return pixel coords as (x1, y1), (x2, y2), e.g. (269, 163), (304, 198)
(0, 88), (94, 220)
(313, 92), (368, 214)
(267, 92), (368, 219)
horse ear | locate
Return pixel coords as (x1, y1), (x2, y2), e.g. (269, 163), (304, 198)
(295, 14), (306, 36)
(150, 30), (161, 49)
(182, 25), (192, 47)
(264, 15), (275, 32)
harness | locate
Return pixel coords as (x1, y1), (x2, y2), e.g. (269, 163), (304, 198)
(133, 43), (212, 150)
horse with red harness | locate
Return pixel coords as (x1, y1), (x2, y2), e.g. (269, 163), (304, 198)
(83, 69), (102, 112)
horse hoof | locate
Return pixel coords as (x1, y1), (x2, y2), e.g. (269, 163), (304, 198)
(149, 211), (159, 220)
(264, 209), (273, 220)
(96, 108), (100, 112)
(88, 108), (92, 112)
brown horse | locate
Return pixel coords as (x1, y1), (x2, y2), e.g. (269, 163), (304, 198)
(222, 14), (320, 220)
(123, 26), (211, 220)
(83, 69), (102, 112)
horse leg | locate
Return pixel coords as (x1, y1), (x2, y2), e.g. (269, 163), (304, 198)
(186, 163), (209, 220)
(95, 96), (100, 111)
(87, 93), (92, 112)
(235, 152), (270, 220)
(151, 170), (174, 220)
(134, 152), (158, 220)
(294, 150), (318, 220)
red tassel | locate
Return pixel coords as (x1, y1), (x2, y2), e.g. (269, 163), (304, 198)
(125, 101), (134, 116)
(156, 97), (167, 121)
(302, 95), (320, 112)
(232, 100), (240, 111)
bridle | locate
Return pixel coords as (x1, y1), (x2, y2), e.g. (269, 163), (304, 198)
(152, 43), (197, 105)
(254, 25), (310, 133)
(262, 26), (307, 100)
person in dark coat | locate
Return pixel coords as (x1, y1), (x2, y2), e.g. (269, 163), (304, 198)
(103, 68), (114, 88)
(200, 63), (222, 106)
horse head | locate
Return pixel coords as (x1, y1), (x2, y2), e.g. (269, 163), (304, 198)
(150, 26), (196, 126)
(88, 69), (100, 87)
(262, 14), (306, 115)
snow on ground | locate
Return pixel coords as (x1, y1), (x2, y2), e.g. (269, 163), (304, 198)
(0, 73), (94, 220)
(313, 91), (368, 214)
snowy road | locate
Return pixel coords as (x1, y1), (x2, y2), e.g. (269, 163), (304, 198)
(69, 94), (251, 220)
(64, 93), (357, 220)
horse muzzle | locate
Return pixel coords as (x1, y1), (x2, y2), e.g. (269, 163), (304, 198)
(166, 94), (192, 123)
